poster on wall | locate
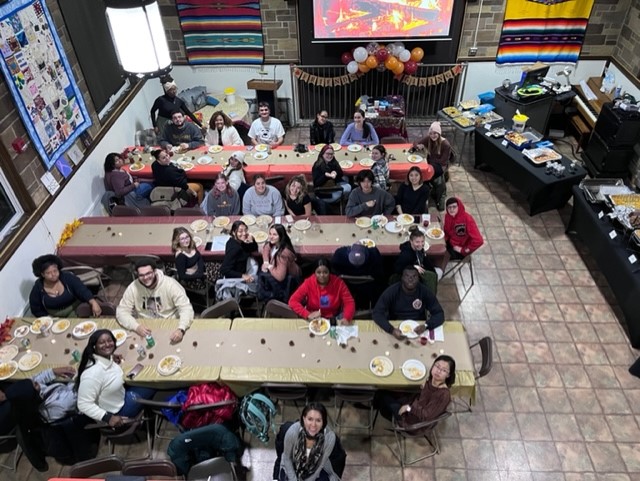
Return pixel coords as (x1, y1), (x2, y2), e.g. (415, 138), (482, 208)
(0, 0), (91, 169)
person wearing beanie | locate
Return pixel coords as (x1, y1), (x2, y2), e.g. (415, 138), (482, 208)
(331, 243), (385, 309)
(150, 80), (203, 133)
(222, 151), (248, 193)
(413, 121), (452, 211)
(443, 197), (484, 259)
(205, 110), (243, 147)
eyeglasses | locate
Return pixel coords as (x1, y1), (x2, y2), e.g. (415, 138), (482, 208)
(137, 271), (154, 278)
(433, 364), (450, 375)
(179, 235), (191, 241)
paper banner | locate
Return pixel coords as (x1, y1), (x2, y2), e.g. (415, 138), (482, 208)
(444, 70), (454, 81)
(309, 75), (317, 85)
(419, 77), (427, 87)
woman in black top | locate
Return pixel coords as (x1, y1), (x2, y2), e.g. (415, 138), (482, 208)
(311, 144), (351, 205)
(220, 220), (260, 281)
(171, 227), (205, 282)
(395, 166), (431, 215)
(150, 80), (202, 133)
(284, 175), (312, 217)
(309, 110), (335, 145)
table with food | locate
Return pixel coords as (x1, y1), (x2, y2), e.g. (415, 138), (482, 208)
(568, 182), (640, 348)
(56, 214), (447, 266)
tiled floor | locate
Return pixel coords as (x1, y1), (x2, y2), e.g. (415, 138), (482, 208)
(3, 124), (640, 481)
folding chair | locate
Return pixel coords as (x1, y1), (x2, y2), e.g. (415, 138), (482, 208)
(139, 205), (172, 216)
(68, 454), (124, 478)
(455, 336), (493, 412)
(263, 383), (308, 424)
(200, 298), (244, 318)
(61, 265), (112, 302)
(332, 384), (378, 435)
(174, 206), (205, 216)
(122, 458), (178, 478)
(0, 428), (21, 471)
(112, 205), (140, 217)
(387, 412), (451, 467)
(187, 456), (235, 481)
(442, 253), (474, 301)
(262, 299), (298, 318)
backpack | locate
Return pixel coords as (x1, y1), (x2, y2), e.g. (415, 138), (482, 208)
(239, 392), (277, 444)
(180, 383), (237, 430)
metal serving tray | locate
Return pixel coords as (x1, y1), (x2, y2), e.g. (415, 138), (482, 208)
(579, 178), (627, 203)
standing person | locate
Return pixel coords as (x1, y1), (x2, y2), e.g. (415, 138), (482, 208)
(443, 197), (484, 259)
(159, 110), (205, 152)
(395, 166), (431, 215)
(151, 149), (204, 204)
(312, 144), (351, 206)
(309, 110), (335, 145)
(413, 121), (451, 212)
(103, 152), (152, 208)
(202, 173), (240, 217)
(370, 144), (390, 191)
(345, 169), (395, 217)
(205, 111), (243, 146)
(222, 151), (248, 193)
(248, 101), (285, 147)
(284, 175), (312, 217)
(339, 110), (379, 146)
(116, 258), (194, 343)
(150, 80), (203, 134)
(242, 174), (285, 216)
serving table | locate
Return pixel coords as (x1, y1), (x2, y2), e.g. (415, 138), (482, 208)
(57, 215), (446, 266)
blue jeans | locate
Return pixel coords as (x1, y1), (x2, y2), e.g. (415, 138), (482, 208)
(324, 179), (352, 203)
(135, 182), (153, 199)
(117, 386), (157, 417)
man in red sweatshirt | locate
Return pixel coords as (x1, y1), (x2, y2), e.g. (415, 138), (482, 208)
(443, 197), (483, 259)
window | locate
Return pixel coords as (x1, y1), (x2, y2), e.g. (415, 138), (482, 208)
(0, 168), (24, 245)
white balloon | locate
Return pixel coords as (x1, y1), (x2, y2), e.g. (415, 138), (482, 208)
(366, 42), (379, 54)
(347, 60), (359, 74)
(399, 49), (411, 62)
(353, 47), (368, 63)
(396, 42), (405, 52)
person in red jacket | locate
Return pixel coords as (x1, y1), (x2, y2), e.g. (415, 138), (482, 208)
(289, 258), (356, 324)
(443, 197), (483, 259)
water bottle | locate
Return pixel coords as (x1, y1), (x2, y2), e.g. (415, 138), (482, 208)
(145, 334), (155, 348)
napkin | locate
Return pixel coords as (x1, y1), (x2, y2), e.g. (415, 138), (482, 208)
(431, 326), (445, 342)
(209, 235), (230, 252)
(336, 325), (358, 345)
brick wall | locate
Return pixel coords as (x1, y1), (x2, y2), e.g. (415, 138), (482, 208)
(613, 2), (640, 77)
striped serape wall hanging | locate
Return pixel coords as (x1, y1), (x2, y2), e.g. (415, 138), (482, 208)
(496, 0), (594, 65)
(175, 0), (264, 65)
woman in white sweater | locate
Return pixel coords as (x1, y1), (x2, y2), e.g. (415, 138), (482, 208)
(75, 329), (155, 427)
(205, 111), (243, 146)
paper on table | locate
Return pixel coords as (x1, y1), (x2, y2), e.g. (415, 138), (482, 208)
(432, 325), (444, 342)
(336, 325), (358, 345)
(209, 235), (230, 252)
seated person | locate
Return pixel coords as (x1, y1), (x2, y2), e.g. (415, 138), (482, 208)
(395, 166), (431, 215)
(312, 144), (352, 206)
(414, 121), (451, 212)
(29, 254), (103, 318)
(443, 197), (484, 259)
(261, 224), (301, 283)
(248, 101), (285, 147)
(284, 175), (312, 217)
(202, 173), (241, 216)
(372, 266), (444, 340)
(242, 174), (285, 217)
(159, 110), (205, 152)
(76, 330), (155, 427)
(217, 220), (260, 300)
(222, 151), (248, 194)
(151, 148), (204, 204)
(370, 144), (390, 191)
(345, 169), (395, 217)
(150, 80), (203, 134)
(289, 258), (355, 324)
(103, 152), (152, 207)
(274, 403), (345, 481)
(394, 227), (442, 282)
(171, 227), (218, 292)
(331, 243), (384, 309)
(116, 258), (194, 343)
(205, 110), (243, 146)
(339, 110), (379, 146)
(376, 355), (455, 425)
(309, 110), (335, 145)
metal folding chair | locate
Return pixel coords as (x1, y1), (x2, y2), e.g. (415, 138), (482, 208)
(387, 412), (452, 467)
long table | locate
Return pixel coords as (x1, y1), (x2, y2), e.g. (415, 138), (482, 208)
(57, 215), (446, 266)
(474, 126), (587, 215)
(567, 186), (640, 348)
(123, 144), (428, 182)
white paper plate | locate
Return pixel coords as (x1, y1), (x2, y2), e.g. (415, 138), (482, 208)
(402, 359), (427, 381)
(294, 219), (311, 231)
(51, 319), (71, 334)
(14, 325), (29, 338)
(112, 329), (128, 347)
(370, 356), (393, 377)
(213, 216), (231, 227)
(30, 317), (53, 334)
(253, 231), (268, 243)
(240, 215), (256, 226)
(0, 361), (18, 381)
(314, 143), (326, 152)
(255, 144), (269, 152)
(397, 214), (415, 226)
(0, 345), (19, 362)
(339, 160), (353, 169)
(190, 219), (208, 232)
(157, 355), (181, 376)
(73, 321), (97, 339)
(407, 154), (424, 163)
(209, 145), (223, 154)
(254, 152), (269, 160)
(385, 221), (403, 233)
(355, 217), (372, 228)
(360, 238), (376, 248)
(18, 351), (42, 371)
(178, 161), (195, 171)
(399, 320), (420, 339)
(194, 236), (203, 247)
(256, 215), (273, 225)
(359, 158), (374, 167)
(371, 214), (388, 227)
(426, 227), (444, 240)
(348, 144), (363, 152)
(197, 155), (213, 165)
(129, 163), (145, 172)
(331, 143), (342, 151)
(309, 318), (330, 336)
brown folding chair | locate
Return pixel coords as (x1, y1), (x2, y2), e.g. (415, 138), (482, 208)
(68, 454), (124, 478)
(121, 458), (178, 478)
(61, 265), (112, 301)
(387, 412), (452, 467)
(263, 383), (308, 423)
(187, 456), (235, 481)
(97, 411), (152, 459)
(76, 301), (117, 318)
(174, 206), (205, 216)
(0, 428), (21, 471)
(262, 299), (298, 318)
(112, 205), (140, 217)
(332, 384), (378, 435)
(200, 298), (244, 318)
(139, 205), (172, 216)
(454, 336), (493, 412)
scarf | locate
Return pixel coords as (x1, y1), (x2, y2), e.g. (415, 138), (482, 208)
(293, 427), (325, 480)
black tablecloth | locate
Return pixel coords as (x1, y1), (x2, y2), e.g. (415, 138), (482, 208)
(568, 185), (640, 348)
(474, 127), (587, 215)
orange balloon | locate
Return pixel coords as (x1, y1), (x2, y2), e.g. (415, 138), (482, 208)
(410, 47), (424, 62)
(392, 62), (405, 75)
(384, 56), (399, 70)
(358, 63), (370, 73)
(365, 55), (378, 69)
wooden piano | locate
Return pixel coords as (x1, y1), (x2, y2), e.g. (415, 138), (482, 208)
(569, 76), (614, 149)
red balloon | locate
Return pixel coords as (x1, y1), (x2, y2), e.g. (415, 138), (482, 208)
(423, 163), (435, 181)
(375, 47), (389, 62)
(341, 52), (354, 65)
(404, 60), (418, 75)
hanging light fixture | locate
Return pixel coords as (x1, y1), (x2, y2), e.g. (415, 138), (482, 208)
(105, 0), (172, 78)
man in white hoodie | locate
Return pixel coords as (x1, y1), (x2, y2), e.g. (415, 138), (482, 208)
(116, 258), (194, 343)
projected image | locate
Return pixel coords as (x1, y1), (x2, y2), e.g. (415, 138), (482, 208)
(313, 0), (454, 40)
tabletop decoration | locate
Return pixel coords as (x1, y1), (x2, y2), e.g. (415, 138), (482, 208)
(0, 317), (16, 344)
(57, 219), (83, 248)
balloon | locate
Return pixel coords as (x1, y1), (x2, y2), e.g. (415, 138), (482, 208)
(384, 56), (399, 70)
(346, 60), (359, 74)
(358, 63), (370, 73)
(375, 48), (389, 62)
(423, 163), (435, 181)
(398, 49), (411, 62)
(404, 60), (418, 75)
(353, 47), (368, 63)
(365, 55), (378, 69)
(341, 51), (354, 65)
(410, 47), (424, 62)
(392, 62), (405, 75)
(366, 42), (379, 54)
(395, 42), (405, 52)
